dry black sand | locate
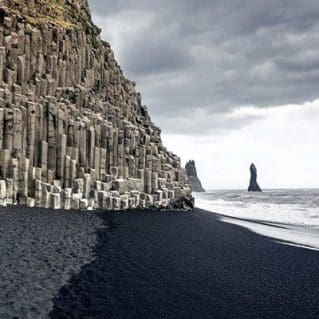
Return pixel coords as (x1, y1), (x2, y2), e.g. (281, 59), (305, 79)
(0, 206), (104, 319)
(0, 207), (318, 318)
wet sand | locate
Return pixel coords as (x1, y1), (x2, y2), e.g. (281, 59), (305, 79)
(49, 209), (319, 319)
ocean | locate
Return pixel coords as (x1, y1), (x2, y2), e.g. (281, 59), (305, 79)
(195, 189), (319, 251)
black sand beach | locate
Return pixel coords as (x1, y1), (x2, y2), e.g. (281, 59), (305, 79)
(50, 208), (319, 319)
(0, 207), (318, 318)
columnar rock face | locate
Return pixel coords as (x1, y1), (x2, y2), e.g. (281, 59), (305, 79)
(248, 163), (262, 192)
(0, 0), (193, 210)
(185, 160), (205, 193)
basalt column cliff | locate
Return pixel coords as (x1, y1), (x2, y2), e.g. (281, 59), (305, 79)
(0, 0), (192, 210)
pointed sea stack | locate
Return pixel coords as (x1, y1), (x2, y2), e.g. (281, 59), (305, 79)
(248, 163), (262, 192)
(185, 160), (205, 192)
(0, 0), (193, 210)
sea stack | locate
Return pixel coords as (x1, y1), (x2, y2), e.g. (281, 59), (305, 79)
(185, 160), (205, 192)
(248, 163), (262, 192)
(0, 0), (193, 210)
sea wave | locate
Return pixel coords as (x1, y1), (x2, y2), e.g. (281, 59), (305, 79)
(195, 190), (319, 250)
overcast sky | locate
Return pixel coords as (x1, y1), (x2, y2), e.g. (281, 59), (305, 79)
(89, 0), (319, 189)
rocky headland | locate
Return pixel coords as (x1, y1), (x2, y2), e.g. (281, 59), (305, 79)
(185, 160), (205, 192)
(0, 0), (192, 210)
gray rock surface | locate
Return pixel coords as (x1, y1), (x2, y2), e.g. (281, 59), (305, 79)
(0, 0), (192, 210)
(248, 163), (262, 192)
(185, 160), (205, 192)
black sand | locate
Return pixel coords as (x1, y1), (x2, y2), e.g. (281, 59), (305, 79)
(49, 209), (319, 319)
(0, 206), (104, 319)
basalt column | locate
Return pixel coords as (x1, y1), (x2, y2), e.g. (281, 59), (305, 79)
(0, 0), (193, 210)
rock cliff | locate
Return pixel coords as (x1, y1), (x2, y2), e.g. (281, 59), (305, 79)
(248, 163), (262, 192)
(0, 0), (192, 210)
(185, 160), (205, 192)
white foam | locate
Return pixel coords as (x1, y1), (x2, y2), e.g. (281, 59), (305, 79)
(195, 192), (319, 251)
(219, 217), (319, 251)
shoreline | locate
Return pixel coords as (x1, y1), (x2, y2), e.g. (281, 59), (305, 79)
(0, 206), (318, 318)
(195, 189), (319, 251)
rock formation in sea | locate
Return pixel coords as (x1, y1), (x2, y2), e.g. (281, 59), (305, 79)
(185, 160), (205, 192)
(248, 163), (262, 192)
(0, 0), (193, 210)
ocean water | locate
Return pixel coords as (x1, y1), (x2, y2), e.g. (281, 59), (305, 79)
(195, 189), (319, 251)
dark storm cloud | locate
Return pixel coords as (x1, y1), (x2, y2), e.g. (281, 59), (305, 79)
(88, 0), (319, 134)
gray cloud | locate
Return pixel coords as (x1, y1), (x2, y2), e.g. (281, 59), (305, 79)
(89, 0), (319, 134)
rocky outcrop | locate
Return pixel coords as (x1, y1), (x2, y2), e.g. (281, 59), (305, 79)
(185, 160), (205, 193)
(248, 163), (262, 192)
(0, 0), (192, 210)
